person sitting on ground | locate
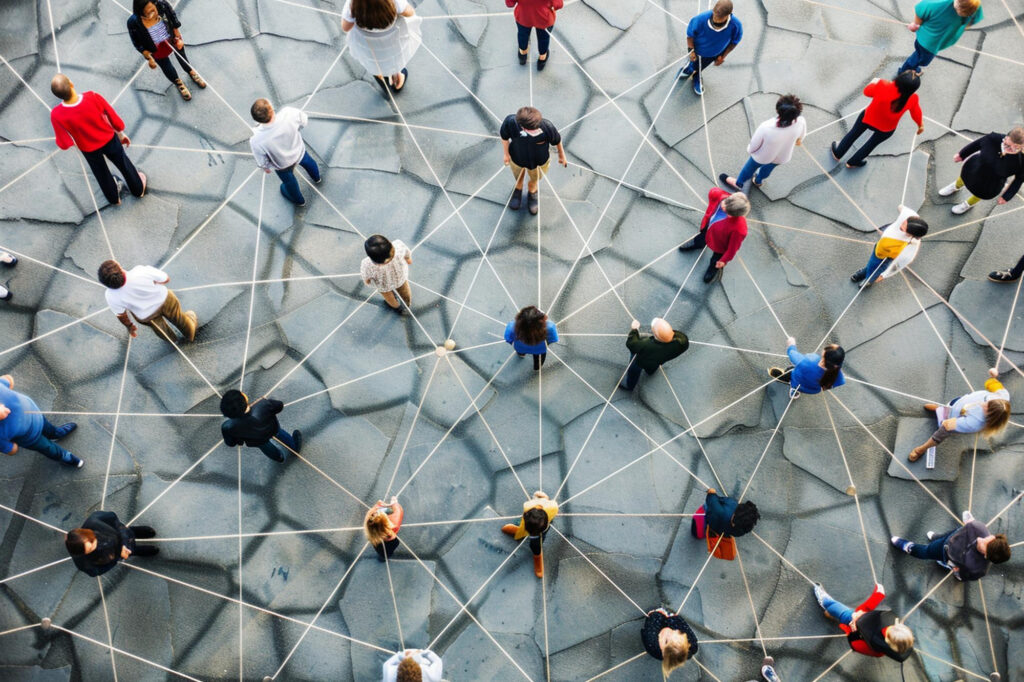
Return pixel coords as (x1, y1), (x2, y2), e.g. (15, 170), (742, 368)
(220, 389), (302, 463)
(365, 496), (404, 562)
(0, 374), (82, 468)
(505, 305), (558, 371)
(501, 490), (558, 578)
(66, 510), (158, 576)
(382, 648), (443, 682)
(703, 488), (759, 538)
(0, 251), (17, 301)
(361, 234), (413, 313)
(641, 606), (699, 678)
(620, 318), (689, 391)
(768, 337), (845, 398)
(891, 511), (1010, 581)
(812, 582), (914, 662)
(850, 206), (928, 286)
(908, 367), (1009, 462)
(500, 106), (567, 215)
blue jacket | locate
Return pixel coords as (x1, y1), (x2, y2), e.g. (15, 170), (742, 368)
(787, 345), (845, 395)
(704, 492), (738, 536)
(0, 377), (44, 453)
(504, 320), (558, 355)
(686, 10), (743, 58)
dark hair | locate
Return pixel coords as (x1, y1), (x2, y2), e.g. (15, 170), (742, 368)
(890, 71), (921, 113)
(820, 344), (845, 390)
(132, 0), (155, 16)
(350, 0), (397, 29)
(65, 528), (96, 556)
(987, 534), (1011, 563)
(220, 390), (249, 418)
(730, 501), (760, 534)
(50, 74), (72, 101)
(905, 216), (928, 238)
(396, 656), (422, 682)
(97, 260), (126, 289)
(775, 95), (802, 128)
(514, 306), (548, 346)
(523, 508), (550, 535)
(364, 235), (394, 264)
(250, 98), (273, 124)
(515, 106), (543, 130)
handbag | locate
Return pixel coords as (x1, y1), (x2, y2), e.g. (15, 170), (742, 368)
(706, 531), (737, 561)
(690, 504), (706, 539)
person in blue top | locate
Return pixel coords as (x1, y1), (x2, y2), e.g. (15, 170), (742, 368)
(678, 0), (743, 96)
(702, 488), (759, 538)
(900, 0), (983, 76)
(0, 374), (82, 468)
(767, 337), (845, 398)
(504, 305), (558, 371)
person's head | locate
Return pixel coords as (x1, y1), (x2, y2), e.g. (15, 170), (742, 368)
(97, 260), (126, 289)
(65, 528), (98, 556)
(903, 216), (928, 238)
(132, 0), (157, 18)
(50, 74), (74, 101)
(891, 71), (921, 113)
(396, 656), (422, 682)
(364, 508), (394, 546)
(659, 629), (691, 678)
(515, 106), (543, 131)
(1003, 127), (1024, 154)
(711, 0), (733, 22)
(722, 192), (750, 218)
(954, 0), (981, 17)
(250, 98), (274, 124)
(820, 344), (845, 390)
(219, 390), (250, 419)
(730, 500), (760, 534)
(522, 507), (550, 535)
(364, 235), (395, 264)
(651, 318), (674, 343)
(986, 534), (1011, 563)
(350, 0), (398, 29)
(514, 306), (549, 346)
(775, 94), (802, 128)
(981, 399), (1011, 438)
(884, 621), (914, 654)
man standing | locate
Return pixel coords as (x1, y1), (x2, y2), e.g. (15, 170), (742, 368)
(0, 374), (82, 468)
(219, 389), (302, 462)
(49, 74), (146, 206)
(891, 511), (1011, 581)
(620, 318), (689, 391)
(500, 106), (567, 215)
(900, 0), (983, 75)
(98, 260), (197, 343)
(679, 0), (743, 96)
(249, 98), (321, 206)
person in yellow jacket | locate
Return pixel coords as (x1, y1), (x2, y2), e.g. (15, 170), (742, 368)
(501, 490), (558, 578)
(850, 206), (928, 286)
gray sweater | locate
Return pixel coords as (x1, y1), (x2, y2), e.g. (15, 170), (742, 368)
(946, 520), (991, 581)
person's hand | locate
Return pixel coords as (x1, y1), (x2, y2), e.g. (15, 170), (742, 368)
(0, 374), (13, 388)
(907, 22), (920, 32)
(534, 490), (548, 499)
(128, 324), (138, 338)
(795, 138), (803, 146)
(119, 133), (131, 147)
(715, 260), (725, 269)
(953, 153), (962, 163)
(558, 154), (567, 168)
(630, 319), (640, 330)
(786, 336), (796, 347)
(146, 57), (157, 69)
(174, 37), (184, 50)
(875, 583), (885, 595)
(989, 367), (999, 378)
(916, 125), (924, 135)
(689, 53), (697, 62)
(389, 496), (398, 505)
(120, 546), (131, 559)
(997, 197), (1008, 205)
(264, 169), (272, 174)
(707, 487), (716, 494)
(5, 444), (18, 455)
(503, 153), (511, 166)
(714, 55), (725, 66)
(942, 418), (957, 430)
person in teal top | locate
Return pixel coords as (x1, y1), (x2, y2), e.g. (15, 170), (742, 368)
(899, 0), (983, 75)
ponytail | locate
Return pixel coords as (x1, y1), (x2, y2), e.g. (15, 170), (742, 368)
(890, 71), (920, 113)
(819, 344), (845, 390)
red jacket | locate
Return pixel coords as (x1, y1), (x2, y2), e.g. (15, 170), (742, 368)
(860, 80), (923, 132)
(50, 91), (125, 153)
(838, 585), (886, 658)
(699, 188), (747, 264)
(506, 0), (563, 28)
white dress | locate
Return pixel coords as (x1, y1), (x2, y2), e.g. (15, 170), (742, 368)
(343, 0), (422, 76)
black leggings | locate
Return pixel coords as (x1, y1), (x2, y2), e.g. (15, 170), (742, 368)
(375, 537), (399, 562)
(833, 111), (895, 165)
(154, 46), (192, 83)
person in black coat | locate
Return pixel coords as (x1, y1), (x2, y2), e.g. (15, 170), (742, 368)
(220, 389), (302, 463)
(126, 0), (206, 100)
(65, 511), (158, 577)
(939, 127), (1024, 214)
(641, 607), (698, 678)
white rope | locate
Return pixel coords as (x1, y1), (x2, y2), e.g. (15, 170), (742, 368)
(131, 143), (251, 156)
(266, 0), (343, 17)
(953, 42), (1024, 67)
(809, 649), (852, 682)
(238, 174), (266, 391)
(701, 633), (846, 644)
(101, 336), (133, 508)
(986, 489), (1024, 527)
(567, 162), (700, 211)
(297, 173), (367, 239)
(660, 366), (726, 492)
(75, 153), (116, 259)
(284, 349), (436, 407)
(916, 649), (991, 681)
(45, 0), (60, 70)
(237, 446), (243, 680)
(408, 280), (506, 327)
(383, 548), (405, 651)
(995, 271), (1023, 370)
(677, 533), (728, 612)
(842, 375), (940, 405)
(750, 531), (816, 585)
(0, 501), (68, 534)
(148, 319), (222, 398)
(301, 45), (349, 110)
(51, 623), (201, 681)
(968, 434), (979, 513)
(127, 439), (221, 525)
(899, 127), (919, 206)
(552, 527), (647, 615)
(735, 254), (788, 338)
(0, 244), (104, 288)
(901, 570), (954, 620)
(0, 308), (108, 358)
(747, 218), (876, 244)
(307, 111), (497, 139)
(411, 164), (508, 251)
(0, 52), (51, 110)
(0, 150), (59, 195)
(977, 578), (1000, 675)
(896, 268), (974, 390)
(111, 61), (148, 106)
(585, 652), (646, 681)
(96, 577), (120, 682)
(803, 110), (863, 139)
(175, 273), (361, 292)
(738, 390), (796, 502)
(0, 557), (73, 585)
(385, 357), (442, 495)
(284, 446), (371, 510)
(0, 623), (41, 637)
(0, 137), (56, 146)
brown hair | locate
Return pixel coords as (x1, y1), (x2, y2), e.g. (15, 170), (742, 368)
(97, 260), (125, 289)
(1008, 127), (1024, 146)
(364, 508), (394, 546)
(514, 306), (549, 346)
(515, 106), (543, 130)
(955, 0), (981, 16)
(396, 656), (422, 682)
(819, 344), (845, 390)
(65, 528), (96, 556)
(661, 631), (691, 678)
(885, 622), (914, 654)
(350, 0), (397, 29)
(982, 399), (1010, 438)
(987, 534), (1011, 563)
(250, 99), (273, 123)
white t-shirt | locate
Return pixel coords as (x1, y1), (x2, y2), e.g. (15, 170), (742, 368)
(879, 205), (922, 280)
(105, 265), (170, 320)
(747, 116), (807, 165)
(360, 239), (411, 293)
(249, 107), (308, 171)
(342, 0), (409, 25)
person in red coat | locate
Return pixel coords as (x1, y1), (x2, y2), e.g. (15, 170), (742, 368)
(812, 582), (914, 664)
(830, 71), (924, 168)
(49, 74), (146, 206)
(678, 188), (750, 283)
(507, 0), (563, 70)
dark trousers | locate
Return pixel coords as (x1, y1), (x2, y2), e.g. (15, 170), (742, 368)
(833, 112), (895, 166)
(257, 428), (296, 463)
(682, 230), (724, 279)
(1009, 253), (1024, 278)
(909, 530), (955, 562)
(899, 39), (937, 74)
(375, 537), (399, 562)
(620, 356), (645, 390)
(15, 419), (77, 466)
(528, 530), (547, 556)
(681, 54), (717, 86)
(516, 22), (551, 55)
(852, 250), (892, 284)
(154, 46), (192, 83)
(82, 135), (144, 205)
(275, 150), (320, 205)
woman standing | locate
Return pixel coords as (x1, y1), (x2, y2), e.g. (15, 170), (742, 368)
(830, 72), (923, 168)
(768, 337), (845, 398)
(365, 496), (404, 562)
(504, 305), (558, 370)
(126, 0), (206, 101)
(909, 368), (1010, 461)
(720, 94), (806, 190)
(361, 234), (413, 313)
(506, 0), (563, 70)
(641, 607), (698, 678)
(939, 127), (1024, 214)
(342, 0), (420, 96)
(65, 510), (158, 576)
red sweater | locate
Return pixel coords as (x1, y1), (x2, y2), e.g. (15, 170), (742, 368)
(838, 585), (886, 658)
(860, 80), (922, 132)
(50, 91), (125, 153)
(699, 188), (747, 264)
(506, 0), (563, 28)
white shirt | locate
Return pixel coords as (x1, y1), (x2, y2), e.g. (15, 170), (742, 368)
(105, 265), (170, 319)
(382, 650), (442, 682)
(879, 205), (922, 279)
(342, 0), (409, 25)
(361, 240), (411, 293)
(747, 116), (807, 165)
(249, 107), (308, 171)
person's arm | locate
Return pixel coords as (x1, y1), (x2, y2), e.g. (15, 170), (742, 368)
(96, 93), (126, 134)
(746, 124), (765, 155)
(956, 136), (983, 162)
(0, 440), (15, 455)
(505, 0), (517, 7)
(685, 17), (697, 61)
(501, 138), (512, 166)
(342, 19), (355, 31)
(420, 650), (443, 680)
(389, 502), (404, 532)
(266, 398), (285, 414)
(907, 13), (923, 31)
(115, 312), (139, 338)
(51, 114), (75, 150)
(403, 244), (412, 265)
(400, 4), (415, 17)
(504, 322), (515, 345)
(555, 141), (567, 167)
(161, 1), (182, 29)
(715, 29), (740, 65)
(547, 322), (559, 345)
(626, 328), (642, 354)
(1000, 171), (1023, 203)
(909, 97), (924, 133)
(0, 375), (10, 389)
(856, 584), (885, 612)
(221, 424), (241, 447)
(716, 222), (746, 265)
(984, 370), (1005, 394)
(786, 342), (804, 366)
(250, 139), (272, 172)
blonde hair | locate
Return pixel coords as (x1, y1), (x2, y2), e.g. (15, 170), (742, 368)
(885, 621), (914, 654)
(954, 0), (981, 15)
(661, 631), (691, 678)
(982, 399), (1011, 438)
(364, 508), (394, 546)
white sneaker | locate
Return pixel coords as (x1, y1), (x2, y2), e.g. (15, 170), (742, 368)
(0, 281), (10, 301)
(938, 181), (961, 196)
(926, 531), (936, 540)
(962, 510), (974, 523)
(951, 201), (973, 215)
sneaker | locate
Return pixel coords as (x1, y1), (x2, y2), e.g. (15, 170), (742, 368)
(812, 582), (830, 607)
(54, 423), (77, 439)
(850, 270), (867, 283)
(938, 180), (961, 197)
(75, 458), (84, 469)
(138, 171), (147, 197)
(702, 266), (718, 283)
(830, 142), (841, 161)
(693, 79), (704, 96)
(0, 251), (16, 266)
(768, 367), (788, 383)
(926, 531), (936, 540)
(989, 268), (1021, 283)
(292, 430), (303, 453)
(891, 536), (914, 554)
(676, 65), (693, 80)
(951, 201), (972, 214)
(962, 510), (974, 523)
(508, 187), (523, 211)
(761, 665), (781, 682)
(788, 387), (801, 400)
(0, 281), (10, 302)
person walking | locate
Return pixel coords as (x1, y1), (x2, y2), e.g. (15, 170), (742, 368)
(249, 99), (321, 206)
(506, 0), (563, 70)
(0, 374), (82, 468)
(500, 106), (567, 215)
(505, 306), (558, 370)
(677, 188), (750, 284)
(849, 206), (929, 286)
(361, 234), (413, 313)
(811, 582), (914, 662)
(219, 390), (302, 463)
(620, 318), (689, 391)
(501, 490), (558, 578)
(341, 0), (420, 96)
(382, 649), (443, 682)
(49, 74), (146, 206)
(830, 72), (923, 169)
(900, 0), (984, 75)
(0, 251), (16, 302)
(988, 252), (1024, 282)
(908, 367), (1010, 461)
(66, 510), (158, 576)
(700, 488), (759, 538)
(641, 607), (698, 678)
(366, 496), (404, 562)
(678, 0), (743, 96)
(891, 511), (1011, 581)
(939, 127), (1024, 214)
(720, 95), (806, 191)
(126, 0), (206, 101)
(98, 260), (197, 343)
(768, 337), (845, 398)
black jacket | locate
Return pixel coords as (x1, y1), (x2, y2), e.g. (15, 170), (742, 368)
(959, 133), (1024, 201)
(641, 609), (699, 660)
(851, 610), (912, 662)
(222, 399), (284, 447)
(626, 329), (689, 375)
(126, 1), (182, 55)
(71, 511), (135, 577)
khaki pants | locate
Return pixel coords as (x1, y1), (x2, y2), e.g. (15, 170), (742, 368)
(380, 281), (411, 309)
(510, 159), (550, 186)
(135, 290), (196, 343)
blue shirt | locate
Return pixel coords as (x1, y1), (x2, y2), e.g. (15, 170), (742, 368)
(787, 345), (845, 395)
(504, 320), (558, 355)
(0, 377), (45, 453)
(687, 11), (743, 58)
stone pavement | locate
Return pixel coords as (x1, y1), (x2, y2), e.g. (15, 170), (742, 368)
(1, 0), (1023, 680)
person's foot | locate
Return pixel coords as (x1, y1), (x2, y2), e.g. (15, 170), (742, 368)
(830, 142), (841, 161)
(850, 270), (866, 283)
(923, 403), (939, 412)
(392, 68), (408, 92)
(527, 191), (539, 215)
(962, 510), (974, 523)
(518, 49), (528, 65)
(537, 52), (549, 71)
(951, 200), (972, 214)
(675, 66), (691, 81)
(938, 180), (961, 197)
(533, 552), (544, 578)
(761, 664), (781, 682)
(702, 266), (718, 283)
(501, 524), (518, 537)
(280, 184), (305, 206)
(174, 78), (192, 101)
(618, 382), (633, 391)
(509, 187), (523, 210)
(718, 173), (741, 190)
(138, 171), (147, 198)
(989, 268), (1021, 283)
(189, 70), (207, 88)
(846, 159), (866, 168)
(0, 252), (17, 266)
(132, 545), (159, 557)
(292, 430), (303, 453)
(891, 536), (914, 554)
(54, 423), (77, 439)
(184, 311), (198, 342)
(751, 177), (763, 188)
(678, 238), (700, 251)
(693, 78), (704, 96)
(768, 367), (786, 381)
(812, 582), (830, 607)
(112, 176), (126, 205)
(131, 525), (157, 539)
(72, 455), (84, 469)
(0, 281), (11, 302)
(908, 445), (927, 462)
(926, 531), (937, 541)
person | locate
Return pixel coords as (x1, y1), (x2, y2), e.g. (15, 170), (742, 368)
(219, 390), (302, 463)
(361, 235), (413, 313)
(501, 490), (558, 578)
(0, 374), (81, 468)
(900, 0), (984, 75)
(620, 318), (689, 391)
(811, 582), (914, 662)
(760, 662), (781, 682)
(891, 511), (1010, 581)
(939, 127), (1024, 214)
(0, 251), (16, 302)
(768, 337), (845, 398)
(504, 306), (558, 370)
(641, 607), (698, 678)
(66, 511), (158, 576)
(720, 95), (806, 191)
(365, 496), (404, 562)
(98, 260), (197, 343)
(126, 0), (206, 101)
(677, 188), (750, 284)
(249, 99), (321, 206)
(49, 74), (146, 206)
(678, 0), (742, 96)
(341, 0), (420, 96)
(849, 206), (928, 286)
(908, 367), (1010, 461)
(506, 0), (563, 70)
(382, 649), (443, 682)
(830, 72), (923, 168)
(988, 252), (1024, 282)
(702, 488), (759, 537)
(500, 106), (567, 215)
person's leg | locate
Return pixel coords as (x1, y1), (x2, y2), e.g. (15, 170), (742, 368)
(395, 280), (412, 306)
(768, 367), (793, 384)
(101, 135), (145, 197)
(516, 22), (531, 52)
(130, 525), (157, 539)
(735, 157), (762, 187)
(678, 229), (707, 251)
(529, 533), (543, 556)
(691, 55), (713, 91)
(141, 314), (176, 343)
(536, 26), (551, 57)
(703, 251), (723, 283)
(908, 531), (952, 561)
(845, 128), (895, 166)
(620, 356), (643, 390)
(526, 163), (546, 194)
(274, 427), (296, 453)
(510, 163), (526, 192)
(257, 440), (288, 462)
(1012, 253), (1024, 278)
(533, 354), (542, 371)
(753, 163), (777, 184)
(820, 596), (855, 625)
(158, 290), (197, 341)
(154, 56), (179, 83)
(275, 166), (305, 205)
(832, 112), (868, 158)
(900, 40), (936, 74)
(172, 45), (191, 72)
(864, 253), (892, 284)
(82, 145), (121, 204)
(383, 537), (399, 559)
(17, 435), (79, 466)
(298, 150), (321, 183)
(41, 418), (76, 440)
(380, 290), (401, 309)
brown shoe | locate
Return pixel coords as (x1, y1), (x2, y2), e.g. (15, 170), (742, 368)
(908, 446), (927, 462)
(533, 552), (544, 578)
(184, 310), (198, 342)
(501, 524), (518, 537)
(189, 70), (207, 88)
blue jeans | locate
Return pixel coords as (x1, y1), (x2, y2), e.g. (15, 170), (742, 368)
(853, 251), (892, 284)
(821, 596), (854, 625)
(16, 419), (78, 466)
(516, 22), (551, 55)
(899, 40), (936, 74)
(257, 428), (296, 462)
(275, 150), (320, 205)
(681, 55), (717, 86)
(736, 157), (778, 186)
(620, 355), (645, 390)
(909, 530), (954, 561)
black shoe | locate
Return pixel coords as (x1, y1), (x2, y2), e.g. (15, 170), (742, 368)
(131, 525), (157, 539)
(518, 50), (528, 65)
(54, 423), (77, 440)
(0, 281), (10, 301)
(850, 270), (866, 283)
(718, 173), (741, 190)
(509, 187), (523, 210)
(830, 142), (841, 161)
(702, 266), (719, 283)
(537, 52), (549, 71)
(132, 545), (159, 557)
(989, 269), (1021, 283)
(678, 238), (700, 252)
(527, 191), (539, 215)
(618, 382), (633, 391)
(846, 159), (867, 168)
(0, 253), (16, 267)
(292, 430), (303, 453)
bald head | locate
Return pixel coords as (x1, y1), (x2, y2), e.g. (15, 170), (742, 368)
(51, 74), (73, 101)
(651, 318), (674, 342)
